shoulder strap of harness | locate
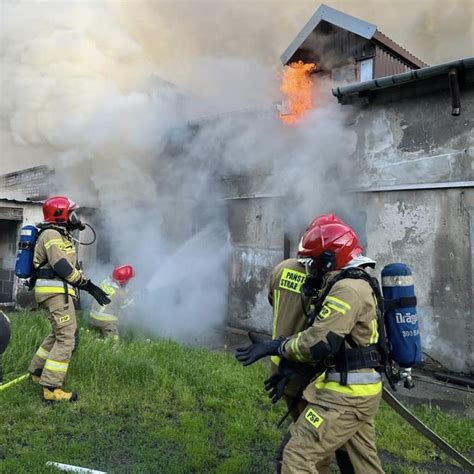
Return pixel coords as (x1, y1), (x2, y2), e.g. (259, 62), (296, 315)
(306, 267), (397, 388)
(27, 225), (63, 290)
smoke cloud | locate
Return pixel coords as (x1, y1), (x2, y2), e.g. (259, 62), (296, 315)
(1, 0), (470, 344)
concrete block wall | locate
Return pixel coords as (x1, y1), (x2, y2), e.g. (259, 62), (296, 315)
(224, 84), (473, 373)
(226, 190), (285, 333)
(345, 86), (474, 372)
(356, 188), (473, 372)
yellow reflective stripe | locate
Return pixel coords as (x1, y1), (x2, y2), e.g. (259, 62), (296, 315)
(291, 333), (305, 361)
(69, 268), (80, 281)
(44, 238), (64, 250)
(100, 281), (116, 296)
(90, 312), (118, 322)
(271, 355), (281, 365)
(369, 319), (379, 344)
(315, 376), (382, 396)
(325, 295), (351, 311)
(44, 359), (69, 372)
(35, 346), (49, 360)
(326, 303), (346, 315)
(272, 289), (281, 338)
(35, 287), (76, 296)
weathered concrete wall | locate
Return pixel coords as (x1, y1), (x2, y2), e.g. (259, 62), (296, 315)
(346, 84), (474, 372)
(356, 189), (473, 372)
(225, 82), (473, 373)
(227, 193), (284, 333)
(350, 83), (473, 189)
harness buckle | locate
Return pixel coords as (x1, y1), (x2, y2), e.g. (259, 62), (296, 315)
(370, 351), (379, 362)
(324, 355), (336, 368)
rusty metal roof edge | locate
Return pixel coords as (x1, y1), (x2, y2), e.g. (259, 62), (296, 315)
(280, 4), (377, 65)
(0, 196), (43, 204)
(372, 30), (428, 68)
(332, 56), (474, 99)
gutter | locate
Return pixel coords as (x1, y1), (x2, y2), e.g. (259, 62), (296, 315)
(332, 56), (474, 104)
(348, 181), (474, 193)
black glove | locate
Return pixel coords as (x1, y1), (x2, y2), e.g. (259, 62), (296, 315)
(264, 372), (289, 404)
(78, 280), (111, 306)
(235, 333), (286, 366)
(264, 359), (322, 404)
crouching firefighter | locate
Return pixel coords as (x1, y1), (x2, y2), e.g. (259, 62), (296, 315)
(28, 196), (111, 403)
(90, 264), (135, 339)
(236, 218), (385, 474)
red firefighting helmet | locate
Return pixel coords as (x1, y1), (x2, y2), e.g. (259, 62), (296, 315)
(297, 214), (362, 271)
(305, 213), (345, 232)
(112, 265), (135, 285)
(43, 196), (77, 224)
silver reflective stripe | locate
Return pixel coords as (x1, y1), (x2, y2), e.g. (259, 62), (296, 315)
(325, 371), (381, 384)
(381, 275), (414, 287)
(36, 279), (67, 288)
(36, 279), (75, 289)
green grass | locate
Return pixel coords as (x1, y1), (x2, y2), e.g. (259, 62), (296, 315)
(0, 311), (472, 473)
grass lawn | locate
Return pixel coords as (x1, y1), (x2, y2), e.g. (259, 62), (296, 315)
(0, 310), (472, 473)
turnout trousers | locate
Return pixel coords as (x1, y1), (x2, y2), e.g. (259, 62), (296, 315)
(276, 395), (355, 474)
(90, 315), (119, 338)
(29, 294), (77, 388)
(281, 401), (384, 474)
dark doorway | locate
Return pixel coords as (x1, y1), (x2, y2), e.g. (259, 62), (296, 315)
(0, 220), (19, 303)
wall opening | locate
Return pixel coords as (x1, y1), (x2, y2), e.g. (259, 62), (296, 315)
(0, 219), (19, 303)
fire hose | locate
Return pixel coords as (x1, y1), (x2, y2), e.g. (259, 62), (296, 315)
(0, 373), (29, 392)
(382, 387), (474, 471)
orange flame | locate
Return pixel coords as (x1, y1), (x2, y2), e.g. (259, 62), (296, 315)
(279, 61), (316, 125)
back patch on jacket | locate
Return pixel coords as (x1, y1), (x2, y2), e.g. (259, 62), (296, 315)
(279, 268), (306, 294)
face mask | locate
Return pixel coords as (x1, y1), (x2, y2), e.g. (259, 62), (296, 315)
(301, 273), (323, 297)
(68, 210), (86, 231)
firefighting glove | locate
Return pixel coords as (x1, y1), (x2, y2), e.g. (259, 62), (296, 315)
(78, 280), (111, 306)
(264, 359), (319, 404)
(235, 333), (286, 366)
(264, 372), (289, 404)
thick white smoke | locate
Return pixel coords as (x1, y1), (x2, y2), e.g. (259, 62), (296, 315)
(13, 1), (469, 349)
(0, 1), (359, 341)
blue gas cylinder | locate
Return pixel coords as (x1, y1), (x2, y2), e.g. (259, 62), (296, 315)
(382, 263), (422, 368)
(14, 225), (39, 279)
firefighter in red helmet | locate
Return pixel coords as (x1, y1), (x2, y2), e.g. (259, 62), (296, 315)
(237, 215), (383, 473)
(29, 196), (110, 402)
(90, 264), (135, 339)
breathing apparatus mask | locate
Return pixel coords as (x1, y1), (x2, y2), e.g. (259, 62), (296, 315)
(67, 210), (86, 231)
(300, 250), (338, 297)
(67, 210), (97, 246)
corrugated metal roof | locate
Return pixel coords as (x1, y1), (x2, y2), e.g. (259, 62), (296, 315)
(280, 4), (427, 68)
(372, 31), (428, 68)
(0, 192), (42, 204)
